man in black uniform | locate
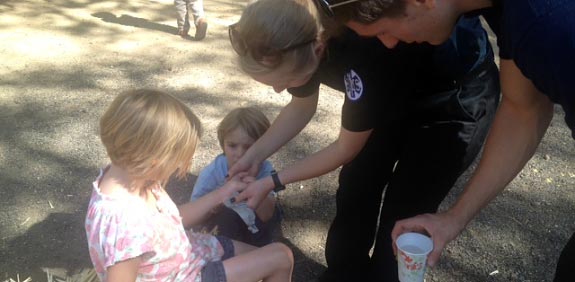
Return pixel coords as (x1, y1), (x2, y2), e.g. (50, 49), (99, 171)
(331, 0), (574, 280)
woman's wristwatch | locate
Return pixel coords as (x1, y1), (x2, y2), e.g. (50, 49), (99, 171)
(271, 170), (286, 192)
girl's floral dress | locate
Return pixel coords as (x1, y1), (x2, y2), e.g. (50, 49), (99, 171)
(85, 169), (224, 281)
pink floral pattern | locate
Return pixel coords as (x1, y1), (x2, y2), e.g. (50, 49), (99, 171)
(85, 169), (224, 281)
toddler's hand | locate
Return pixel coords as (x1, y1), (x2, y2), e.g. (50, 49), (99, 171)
(220, 176), (247, 201)
(233, 179), (269, 209)
(241, 175), (256, 184)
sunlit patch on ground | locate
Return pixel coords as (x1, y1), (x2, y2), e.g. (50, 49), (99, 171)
(0, 30), (83, 62)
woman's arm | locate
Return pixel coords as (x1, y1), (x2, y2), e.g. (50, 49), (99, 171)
(228, 93), (319, 177)
(235, 126), (373, 208)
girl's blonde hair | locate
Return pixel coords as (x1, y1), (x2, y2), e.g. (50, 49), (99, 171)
(100, 89), (202, 189)
(217, 107), (270, 149)
(235, 0), (325, 77)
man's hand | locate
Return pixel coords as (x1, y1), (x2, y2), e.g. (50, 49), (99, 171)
(391, 211), (466, 267)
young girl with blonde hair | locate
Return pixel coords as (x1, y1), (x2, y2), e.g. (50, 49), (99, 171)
(85, 89), (293, 282)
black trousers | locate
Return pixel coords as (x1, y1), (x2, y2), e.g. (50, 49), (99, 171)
(554, 232), (575, 281)
(196, 206), (282, 247)
(320, 62), (501, 282)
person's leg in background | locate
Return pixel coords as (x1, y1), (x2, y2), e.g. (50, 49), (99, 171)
(319, 126), (401, 282)
(189, 0), (207, 40)
(369, 63), (500, 281)
(174, 0), (191, 37)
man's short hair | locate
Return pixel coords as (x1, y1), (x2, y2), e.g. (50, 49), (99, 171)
(332, 0), (406, 24)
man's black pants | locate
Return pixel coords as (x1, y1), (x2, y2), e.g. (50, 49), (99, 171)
(554, 220), (575, 280)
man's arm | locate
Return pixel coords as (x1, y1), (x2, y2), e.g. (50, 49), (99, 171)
(446, 59), (554, 232)
(228, 93), (319, 177)
(392, 59), (554, 266)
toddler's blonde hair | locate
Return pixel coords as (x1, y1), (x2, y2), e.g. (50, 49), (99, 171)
(217, 107), (270, 149)
(100, 89), (202, 189)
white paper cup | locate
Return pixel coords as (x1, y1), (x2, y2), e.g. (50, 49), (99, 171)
(395, 232), (434, 282)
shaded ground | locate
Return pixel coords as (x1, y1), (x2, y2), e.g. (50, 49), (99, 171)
(0, 0), (573, 281)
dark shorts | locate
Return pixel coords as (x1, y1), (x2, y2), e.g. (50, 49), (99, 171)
(198, 204), (283, 247)
(200, 236), (234, 282)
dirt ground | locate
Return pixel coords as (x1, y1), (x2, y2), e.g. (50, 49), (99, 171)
(1, 0), (573, 281)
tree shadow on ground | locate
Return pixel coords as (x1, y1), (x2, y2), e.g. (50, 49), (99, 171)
(1, 212), (93, 281)
(92, 12), (177, 35)
(279, 236), (327, 282)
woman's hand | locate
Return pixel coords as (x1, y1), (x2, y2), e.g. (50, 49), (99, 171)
(232, 177), (273, 209)
(229, 94), (320, 179)
(228, 157), (261, 179)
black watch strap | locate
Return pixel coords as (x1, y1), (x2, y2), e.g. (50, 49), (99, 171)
(271, 170), (285, 192)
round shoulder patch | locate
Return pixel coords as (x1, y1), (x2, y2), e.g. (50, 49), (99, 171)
(344, 69), (363, 101)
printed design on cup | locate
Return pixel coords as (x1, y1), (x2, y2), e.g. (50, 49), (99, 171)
(398, 250), (427, 282)
(400, 251), (424, 271)
(343, 69), (363, 101)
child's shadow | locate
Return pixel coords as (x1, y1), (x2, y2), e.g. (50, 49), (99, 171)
(166, 173), (198, 205)
(278, 231), (327, 281)
(92, 12), (178, 36)
(2, 211), (96, 281)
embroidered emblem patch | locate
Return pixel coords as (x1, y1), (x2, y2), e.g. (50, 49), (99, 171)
(344, 69), (363, 101)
